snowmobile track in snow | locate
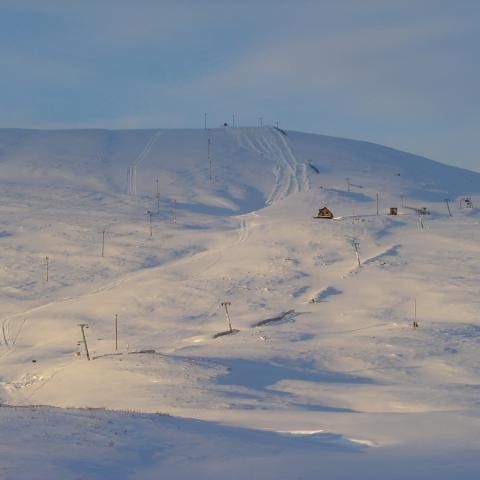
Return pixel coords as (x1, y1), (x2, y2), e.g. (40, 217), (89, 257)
(231, 127), (309, 205)
(126, 130), (164, 195)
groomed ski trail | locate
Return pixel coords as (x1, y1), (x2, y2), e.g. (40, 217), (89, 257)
(231, 127), (310, 205)
(127, 130), (164, 195)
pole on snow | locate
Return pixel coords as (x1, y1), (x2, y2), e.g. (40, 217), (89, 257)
(146, 210), (153, 237)
(208, 132), (212, 183)
(352, 242), (361, 267)
(78, 323), (90, 361)
(114, 314), (118, 351)
(445, 198), (452, 217)
(101, 230), (106, 257)
(221, 301), (233, 332)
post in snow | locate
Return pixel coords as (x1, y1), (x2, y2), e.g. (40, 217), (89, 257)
(444, 198), (452, 217)
(352, 241), (361, 267)
(146, 210), (153, 237)
(114, 314), (118, 351)
(45, 255), (49, 282)
(208, 130), (212, 183)
(78, 323), (90, 361)
(172, 199), (177, 224)
(221, 301), (233, 332)
(100, 229), (107, 257)
(412, 298), (419, 328)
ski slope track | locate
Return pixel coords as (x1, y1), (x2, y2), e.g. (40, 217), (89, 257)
(231, 127), (310, 204)
(126, 130), (164, 195)
(1, 127), (480, 479)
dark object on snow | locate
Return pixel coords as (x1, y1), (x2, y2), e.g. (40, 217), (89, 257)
(389, 207), (398, 215)
(460, 197), (473, 208)
(413, 321), (419, 328)
(129, 349), (157, 355)
(308, 163), (320, 174)
(253, 309), (295, 327)
(273, 126), (287, 136)
(416, 207), (430, 215)
(404, 205), (430, 215)
(213, 329), (240, 339)
(314, 207), (334, 219)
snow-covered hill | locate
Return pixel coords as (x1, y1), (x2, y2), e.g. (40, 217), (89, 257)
(1, 127), (480, 479)
(1, 127), (478, 209)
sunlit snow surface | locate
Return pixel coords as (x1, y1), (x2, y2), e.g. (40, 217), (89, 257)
(1, 127), (480, 479)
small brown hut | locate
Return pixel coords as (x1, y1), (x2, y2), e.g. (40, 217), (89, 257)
(389, 207), (398, 216)
(315, 207), (334, 219)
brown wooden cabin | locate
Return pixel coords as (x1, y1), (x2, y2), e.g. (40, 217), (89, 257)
(315, 207), (334, 219)
(389, 207), (398, 215)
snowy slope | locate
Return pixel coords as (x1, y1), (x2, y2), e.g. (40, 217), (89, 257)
(1, 127), (478, 209)
(1, 127), (480, 479)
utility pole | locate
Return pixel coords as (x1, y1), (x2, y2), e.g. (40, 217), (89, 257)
(146, 210), (153, 237)
(45, 256), (49, 282)
(204, 112), (207, 130)
(413, 298), (419, 328)
(221, 301), (233, 332)
(208, 131), (212, 183)
(172, 199), (177, 224)
(376, 193), (379, 216)
(114, 314), (118, 351)
(156, 178), (160, 214)
(444, 198), (452, 217)
(100, 230), (106, 257)
(78, 323), (90, 361)
(352, 241), (361, 267)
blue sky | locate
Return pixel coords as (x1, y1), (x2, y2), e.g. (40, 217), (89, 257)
(0, 0), (479, 171)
